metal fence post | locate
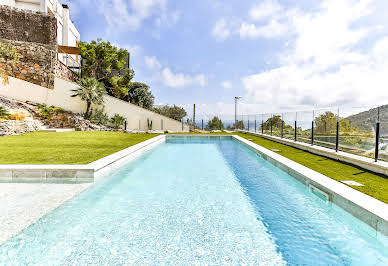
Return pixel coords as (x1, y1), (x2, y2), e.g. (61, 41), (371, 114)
(201, 119), (204, 130)
(311, 121), (314, 146)
(255, 119), (257, 133)
(294, 120), (297, 141)
(294, 112), (297, 141)
(311, 110), (314, 146)
(181, 120), (183, 131)
(375, 106), (380, 162)
(248, 118), (250, 132)
(124, 120), (127, 131)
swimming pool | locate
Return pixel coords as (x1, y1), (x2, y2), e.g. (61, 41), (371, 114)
(1, 136), (388, 265)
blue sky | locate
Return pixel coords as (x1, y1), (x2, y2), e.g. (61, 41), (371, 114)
(66, 0), (388, 118)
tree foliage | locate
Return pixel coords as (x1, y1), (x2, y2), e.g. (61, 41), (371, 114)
(124, 82), (154, 109)
(153, 105), (187, 121)
(206, 116), (224, 130)
(79, 39), (156, 109)
(263, 115), (284, 130)
(71, 77), (106, 118)
(79, 39), (132, 81)
(314, 112), (338, 134)
(232, 120), (245, 129)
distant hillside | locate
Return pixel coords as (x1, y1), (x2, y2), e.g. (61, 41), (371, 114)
(347, 105), (388, 137)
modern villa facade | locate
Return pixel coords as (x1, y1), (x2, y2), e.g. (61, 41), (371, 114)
(2, 0), (80, 68)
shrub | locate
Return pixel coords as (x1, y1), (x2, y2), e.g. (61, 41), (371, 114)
(0, 106), (10, 119)
(90, 108), (109, 125)
(111, 114), (125, 130)
(9, 111), (26, 120)
(37, 105), (65, 119)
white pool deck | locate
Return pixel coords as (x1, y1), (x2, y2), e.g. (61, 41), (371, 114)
(0, 134), (387, 245)
(0, 182), (91, 244)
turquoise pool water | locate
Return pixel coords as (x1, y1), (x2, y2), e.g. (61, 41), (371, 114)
(1, 136), (388, 265)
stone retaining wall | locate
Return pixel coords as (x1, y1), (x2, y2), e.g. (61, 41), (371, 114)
(53, 60), (78, 83)
(0, 5), (57, 46)
(0, 39), (56, 88)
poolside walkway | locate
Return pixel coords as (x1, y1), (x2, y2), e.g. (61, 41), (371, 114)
(0, 182), (91, 244)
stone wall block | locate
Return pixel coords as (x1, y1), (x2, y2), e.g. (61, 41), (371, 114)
(0, 5), (56, 45)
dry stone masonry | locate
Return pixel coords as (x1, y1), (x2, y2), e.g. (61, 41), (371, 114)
(0, 5), (57, 46)
(0, 39), (56, 88)
(0, 5), (78, 88)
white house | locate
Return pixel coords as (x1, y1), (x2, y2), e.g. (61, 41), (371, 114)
(2, 0), (81, 68)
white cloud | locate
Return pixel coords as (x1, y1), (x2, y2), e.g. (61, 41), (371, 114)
(211, 18), (231, 41)
(221, 81), (232, 89)
(241, 0), (388, 110)
(144, 56), (162, 70)
(144, 56), (207, 89)
(211, 0), (291, 41)
(98, 0), (172, 32)
(155, 10), (180, 27)
(161, 68), (206, 88)
(249, 0), (283, 21)
(239, 20), (288, 39)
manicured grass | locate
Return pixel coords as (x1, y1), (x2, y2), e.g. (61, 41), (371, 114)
(235, 133), (388, 204)
(0, 131), (158, 164)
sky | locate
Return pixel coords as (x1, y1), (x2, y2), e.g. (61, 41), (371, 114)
(66, 0), (388, 119)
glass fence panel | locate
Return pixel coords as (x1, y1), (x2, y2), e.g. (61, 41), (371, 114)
(272, 113), (282, 137)
(296, 111), (313, 144)
(195, 120), (206, 130)
(283, 112), (296, 140)
(338, 107), (376, 159)
(262, 113), (272, 135)
(250, 115), (259, 133)
(242, 115), (248, 130)
(246, 115), (253, 132)
(313, 109), (338, 150)
(379, 106), (388, 162)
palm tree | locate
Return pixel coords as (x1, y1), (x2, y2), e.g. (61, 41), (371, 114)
(111, 114), (125, 130)
(71, 78), (106, 118)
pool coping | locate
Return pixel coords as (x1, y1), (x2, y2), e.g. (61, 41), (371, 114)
(232, 135), (388, 238)
(0, 135), (166, 183)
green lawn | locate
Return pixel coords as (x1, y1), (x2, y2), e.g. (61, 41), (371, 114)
(234, 133), (388, 204)
(0, 131), (158, 164)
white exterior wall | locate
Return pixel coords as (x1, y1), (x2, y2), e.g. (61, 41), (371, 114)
(0, 77), (189, 132)
(2, 0), (44, 12)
